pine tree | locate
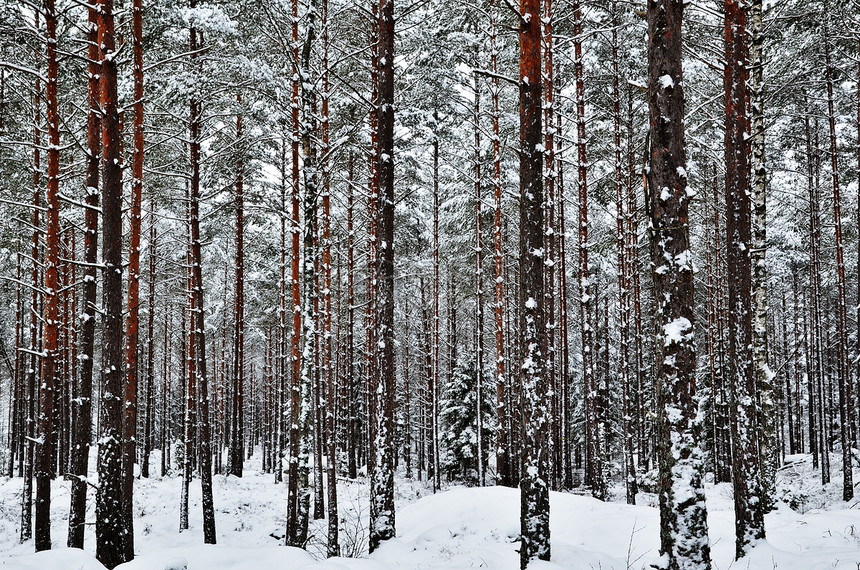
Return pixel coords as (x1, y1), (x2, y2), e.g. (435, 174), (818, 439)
(647, 0), (711, 567)
(518, 0), (550, 565)
(95, 0), (129, 564)
(439, 361), (494, 483)
(725, 0), (766, 557)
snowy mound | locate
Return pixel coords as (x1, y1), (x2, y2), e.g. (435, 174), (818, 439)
(3, 467), (860, 569)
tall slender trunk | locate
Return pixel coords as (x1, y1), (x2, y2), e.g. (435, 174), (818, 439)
(68, 0), (100, 551)
(189, 14), (216, 544)
(34, 0), (60, 551)
(473, 75), (485, 487)
(822, 6), (852, 502)
(749, 0), (775, 511)
(628, 92), (647, 472)
(369, 0), (396, 552)
(489, 0), (508, 488)
(180, 254), (192, 531)
(557, 114), (572, 490)
(120, 0), (145, 555)
(611, 0), (636, 505)
(431, 113), (441, 492)
(142, 210), (157, 480)
(647, 1), (711, 567)
(346, 151), (358, 480)
(518, 0), (549, 565)
(286, 0), (303, 540)
(725, 0), (765, 557)
(321, 0), (338, 553)
(542, 0), (559, 492)
(856, 39), (860, 441)
(573, 0), (602, 500)
(95, 0), (128, 563)
(229, 95), (245, 478)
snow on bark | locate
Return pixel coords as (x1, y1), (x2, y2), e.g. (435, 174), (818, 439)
(519, 0), (550, 566)
(725, 0), (766, 558)
(647, 1), (711, 568)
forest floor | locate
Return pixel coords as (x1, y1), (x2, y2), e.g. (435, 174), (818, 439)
(1, 451), (859, 569)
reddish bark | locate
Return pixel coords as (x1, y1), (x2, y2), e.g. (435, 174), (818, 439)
(34, 0), (61, 552)
(95, 0), (129, 564)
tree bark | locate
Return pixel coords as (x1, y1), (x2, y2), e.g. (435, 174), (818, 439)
(189, 12), (216, 544)
(369, 0), (396, 552)
(35, 0), (61, 551)
(229, 95), (245, 478)
(121, 0), (145, 554)
(725, 0), (765, 557)
(822, 5), (852, 502)
(489, 0), (508, 489)
(95, 0), (128, 564)
(647, 1), (712, 568)
(518, 0), (549, 565)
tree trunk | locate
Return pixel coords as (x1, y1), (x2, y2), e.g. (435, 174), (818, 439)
(749, 0), (775, 512)
(321, 0), (338, 553)
(68, 0), (100, 551)
(518, 0), (549, 565)
(229, 95), (245, 478)
(286, 0), (304, 541)
(369, 0), (396, 552)
(473, 75), (485, 487)
(573, 0), (601, 500)
(346, 151), (358, 480)
(725, 0), (765, 557)
(430, 113), (441, 493)
(611, 0), (636, 506)
(35, 0), (61, 551)
(142, 210), (157, 480)
(95, 0), (128, 563)
(822, 6), (852, 502)
(647, 1), (711, 567)
(120, 0), (145, 554)
(489, 0), (508, 489)
(189, 13), (217, 544)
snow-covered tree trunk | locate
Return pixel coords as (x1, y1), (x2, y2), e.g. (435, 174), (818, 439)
(286, 0), (303, 541)
(321, 0), (338, 554)
(188, 15), (217, 544)
(96, 0), (129, 563)
(180, 256), (193, 532)
(541, 0), (558, 492)
(573, 0), (602, 501)
(749, 0), (775, 512)
(35, 0), (60, 551)
(624, 91), (647, 473)
(556, 117), (572, 490)
(646, 2), (711, 568)
(822, 9), (853, 502)
(725, 0), (765, 557)
(431, 114), (441, 493)
(229, 96), (245, 479)
(121, 0), (145, 553)
(68, 0), (100, 550)
(518, 0), (550, 565)
(471, 77), (486, 487)
(346, 152), (358, 480)
(142, 211), (157, 480)
(490, 0), (509, 488)
(611, 0), (636, 506)
(369, 0), (396, 552)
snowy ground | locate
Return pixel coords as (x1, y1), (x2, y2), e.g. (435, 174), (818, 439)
(1, 452), (860, 569)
